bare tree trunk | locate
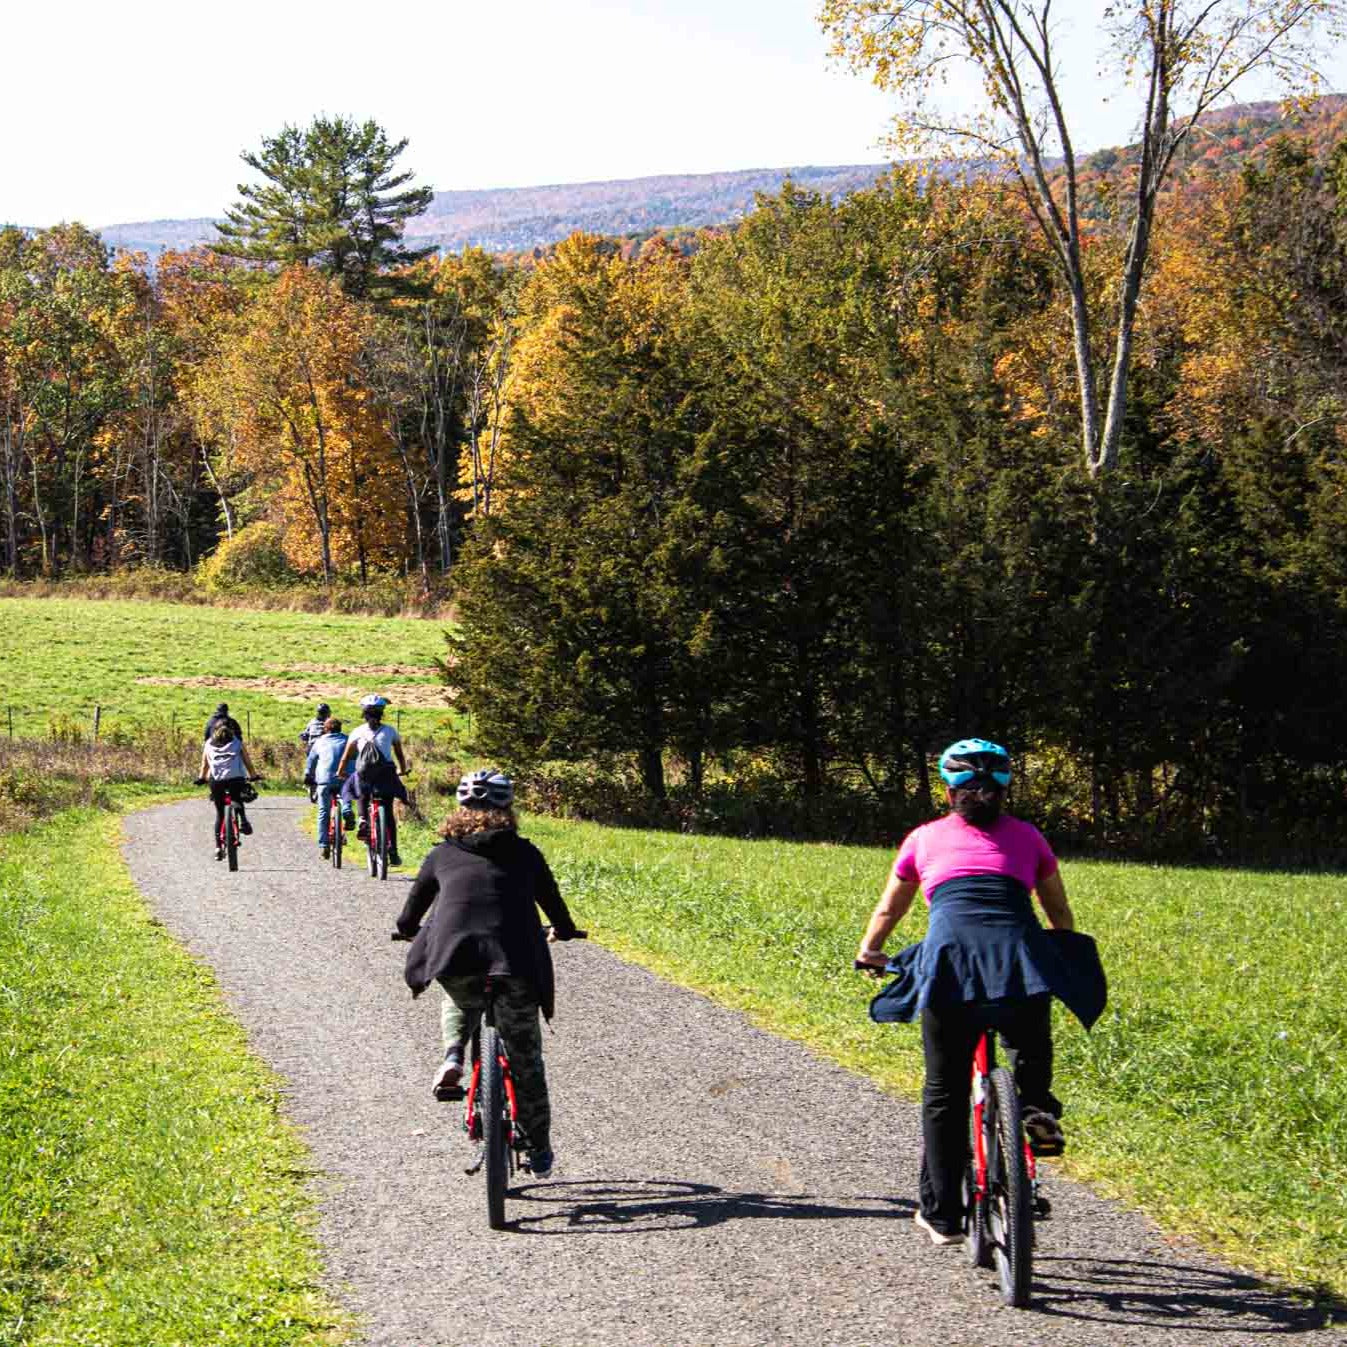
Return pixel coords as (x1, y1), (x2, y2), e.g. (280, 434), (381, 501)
(200, 441), (234, 541)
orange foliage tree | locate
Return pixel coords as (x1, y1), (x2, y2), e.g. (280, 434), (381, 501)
(198, 266), (403, 581)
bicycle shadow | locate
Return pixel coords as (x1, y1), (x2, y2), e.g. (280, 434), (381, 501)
(505, 1178), (913, 1235)
(1032, 1255), (1343, 1335)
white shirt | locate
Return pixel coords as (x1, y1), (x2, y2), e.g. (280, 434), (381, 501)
(347, 722), (401, 763)
(204, 738), (246, 781)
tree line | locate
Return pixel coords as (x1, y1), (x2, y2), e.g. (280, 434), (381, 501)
(4, 109), (1347, 850)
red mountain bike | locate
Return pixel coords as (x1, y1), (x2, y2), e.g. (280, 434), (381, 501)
(461, 929), (586, 1228)
(366, 791), (393, 880)
(328, 790), (345, 870)
(964, 1028), (1046, 1307)
(196, 776), (263, 873)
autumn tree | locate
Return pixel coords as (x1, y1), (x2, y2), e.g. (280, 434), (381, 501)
(197, 266), (403, 582)
(214, 116), (433, 300)
(821, 0), (1345, 480)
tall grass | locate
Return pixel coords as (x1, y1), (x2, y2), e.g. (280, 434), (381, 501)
(0, 572), (455, 619)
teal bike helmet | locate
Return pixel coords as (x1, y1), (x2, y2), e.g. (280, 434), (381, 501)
(939, 738), (1012, 789)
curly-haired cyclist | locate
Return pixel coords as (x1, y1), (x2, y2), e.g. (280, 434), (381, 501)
(855, 739), (1105, 1246)
(394, 768), (581, 1179)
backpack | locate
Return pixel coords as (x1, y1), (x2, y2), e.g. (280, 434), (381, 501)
(356, 732), (386, 777)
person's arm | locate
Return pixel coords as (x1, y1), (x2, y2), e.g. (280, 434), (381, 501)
(198, 747), (209, 779)
(395, 852), (440, 936)
(856, 873), (920, 968)
(530, 846), (578, 937)
(1035, 868), (1075, 931)
(241, 744), (259, 777)
(391, 729), (408, 774)
(336, 738), (354, 775)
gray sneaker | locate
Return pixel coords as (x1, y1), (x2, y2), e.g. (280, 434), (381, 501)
(432, 1049), (464, 1101)
(525, 1148), (554, 1178)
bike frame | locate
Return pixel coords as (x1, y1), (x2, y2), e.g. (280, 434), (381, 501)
(463, 981), (521, 1149)
(969, 1032), (1038, 1211)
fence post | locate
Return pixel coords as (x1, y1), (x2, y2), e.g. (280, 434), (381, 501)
(246, 710), (252, 739)
(92, 705), (101, 743)
(6, 706), (11, 739)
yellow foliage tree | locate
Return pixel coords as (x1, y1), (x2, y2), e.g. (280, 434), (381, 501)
(198, 266), (403, 580)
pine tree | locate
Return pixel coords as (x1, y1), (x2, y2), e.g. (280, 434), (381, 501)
(213, 116), (433, 299)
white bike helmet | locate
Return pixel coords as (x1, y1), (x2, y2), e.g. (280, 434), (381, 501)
(456, 768), (514, 810)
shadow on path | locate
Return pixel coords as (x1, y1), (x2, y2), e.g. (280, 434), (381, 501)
(506, 1178), (913, 1236)
(1033, 1255), (1343, 1335)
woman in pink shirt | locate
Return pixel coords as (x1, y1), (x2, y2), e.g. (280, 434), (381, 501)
(855, 739), (1103, 1246)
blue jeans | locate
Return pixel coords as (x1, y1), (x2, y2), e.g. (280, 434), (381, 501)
(316, 782), (341, 846)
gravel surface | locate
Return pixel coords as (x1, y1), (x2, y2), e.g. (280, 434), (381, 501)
(124, 796), (1339, 1346)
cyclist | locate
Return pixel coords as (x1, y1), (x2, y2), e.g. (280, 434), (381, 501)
(203, 701), (243, 743)
(394, 769), (581, 1179)
(335, 694), (409, 867)
(197, 721), (260, 858)
(304, 716), (352, 859)
(854, 738), (1104, 1246)
(298, 702), (331, 751)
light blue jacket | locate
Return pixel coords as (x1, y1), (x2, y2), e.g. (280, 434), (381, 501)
(306, 732), (350, 785)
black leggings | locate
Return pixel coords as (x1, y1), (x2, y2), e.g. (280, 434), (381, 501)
(209, 778), (249, 842)
(919, 995), (1059, 1234)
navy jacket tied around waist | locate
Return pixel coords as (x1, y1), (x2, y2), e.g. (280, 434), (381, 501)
(869, 873), (1107, 1030)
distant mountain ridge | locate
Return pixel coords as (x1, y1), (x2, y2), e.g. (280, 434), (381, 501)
(56, 98), (1347, 259)
(92, 163), (896, 258)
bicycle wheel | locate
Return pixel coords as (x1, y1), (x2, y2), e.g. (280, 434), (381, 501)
(988, 1066), (1033, 1307)
(366, 803), (379, 878)
(480, 1026), (510, 1229)
(376, 800), (388, 881)
(225, 803), (239, 872)
(331, 802), (343, 869)
(964, 1160), (992, 1269)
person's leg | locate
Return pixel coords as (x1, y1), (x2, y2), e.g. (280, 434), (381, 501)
(317, 783), (332, 847)
(992, 994), (1062, 1149)
(210, 782), (226, 849)
(494, 977), (550, 1157)
(231, 778), (251, 833)
(919, 1001), (982, 1235)
(385, 794), (399, 859)
(438, 975), (485, 1054)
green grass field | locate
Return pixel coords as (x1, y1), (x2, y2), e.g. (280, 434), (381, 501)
(0, 596), (454, 742)
(6, 594), (1344, 1311)
(396, 810), (1347, 1301)
(0, 800), (346, 1346)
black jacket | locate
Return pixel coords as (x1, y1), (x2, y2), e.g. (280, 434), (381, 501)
(396, 829), (578, 1019)
(204, 713), (244, 743)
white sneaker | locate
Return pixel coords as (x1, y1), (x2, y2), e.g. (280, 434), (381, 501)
(914, 1210), (965, 1246)
(431, 1050), (463, 1101)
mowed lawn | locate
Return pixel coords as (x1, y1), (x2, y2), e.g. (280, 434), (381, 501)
(0, 596), (454, 741)
(399, 809), (1347, 1300)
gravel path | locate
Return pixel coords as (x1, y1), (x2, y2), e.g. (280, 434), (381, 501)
(124, 796), (1339, 1346)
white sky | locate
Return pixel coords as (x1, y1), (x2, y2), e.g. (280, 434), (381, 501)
(5, 0), (1346, 227)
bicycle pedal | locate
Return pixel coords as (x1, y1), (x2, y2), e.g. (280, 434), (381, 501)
(1033, 1196), (1052, 1220)
(433, 1083), (465, 1102)
(464, 1149), (484, 1176)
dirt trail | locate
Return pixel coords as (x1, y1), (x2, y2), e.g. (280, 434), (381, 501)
(123, 796), (1338, 1347)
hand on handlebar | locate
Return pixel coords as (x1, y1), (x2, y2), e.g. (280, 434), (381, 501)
(853, 955), (887, 979)
(390, 929), (415, 943)
(249, 775), (266, 782)
(192, 776), (206, 786)
(546, 926), (588, 943)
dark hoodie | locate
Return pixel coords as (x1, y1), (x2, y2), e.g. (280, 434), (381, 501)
(395, 828), (578, 1020)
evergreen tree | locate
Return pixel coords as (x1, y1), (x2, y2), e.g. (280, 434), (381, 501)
(213, 116), (433, 299)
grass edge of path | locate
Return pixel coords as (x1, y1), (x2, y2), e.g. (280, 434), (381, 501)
(1, 795), (353, 1347)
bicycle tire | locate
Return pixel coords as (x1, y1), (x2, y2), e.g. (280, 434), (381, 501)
(366, 803), (378, 878)
(225, 803), (239, 872)
(333, 803), (344, 868)
(377, 800), (388, 881)
(480, 1026), (509, 1229)
(988, 1066), (1033, 1307)
(964, 1160), (992, 1269)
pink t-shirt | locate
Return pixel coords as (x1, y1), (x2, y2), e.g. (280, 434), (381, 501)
(893, 813), (1058, 899)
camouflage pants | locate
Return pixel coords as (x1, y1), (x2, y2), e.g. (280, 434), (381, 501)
(439, 975), (550, 1153)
